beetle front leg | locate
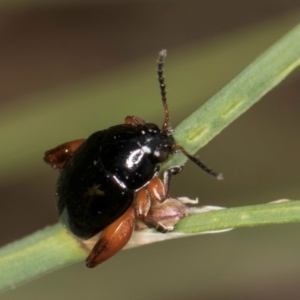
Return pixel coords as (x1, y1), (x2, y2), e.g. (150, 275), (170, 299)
(44, 139), (85, 169)
(147, 176), (167, 203)
(147, 167), (184, 203)
(135, 185), (170, 233)
(86, 205), (135, 268)
(162, 166), (184, 196)
(136, 167), (185, 232)
(136, 197), (190, 232)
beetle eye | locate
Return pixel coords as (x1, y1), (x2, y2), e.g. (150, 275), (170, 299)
(153, 149), (169, 163)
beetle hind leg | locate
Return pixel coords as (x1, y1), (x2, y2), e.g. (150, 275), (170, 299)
(86, 205), (135, 268)
(44, 139), (85, 169)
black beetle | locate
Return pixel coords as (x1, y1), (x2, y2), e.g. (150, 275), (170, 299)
(44, 50), (222, 267)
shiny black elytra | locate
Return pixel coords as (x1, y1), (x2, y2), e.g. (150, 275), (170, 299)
(44, 50), (222, 268)
(57, 122), (175, 239)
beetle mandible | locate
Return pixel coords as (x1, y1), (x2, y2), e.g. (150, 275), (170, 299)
(44, 50), (222, 268)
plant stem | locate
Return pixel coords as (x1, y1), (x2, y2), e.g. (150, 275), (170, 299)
(1, 200), (300, 292)
(0, 224), (86, 292)
(163, 22), (300, 170)
(175, 200), (300, 233)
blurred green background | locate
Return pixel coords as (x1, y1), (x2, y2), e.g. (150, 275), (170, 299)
(1, 1), (300, 299)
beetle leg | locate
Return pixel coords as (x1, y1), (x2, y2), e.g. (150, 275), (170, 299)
(147, 176), (167, 203)
(162, 166), (184, 196)
(135, 186), (169, 232)
(147, 167), (183, 203)
(136, 167), (185, 232)
(86, 205), (135, 268)
(137, 197), (190, 233)
(44, 139), (85, 170)
(135, 187), (151, 218)
(124, 116), (146, 126)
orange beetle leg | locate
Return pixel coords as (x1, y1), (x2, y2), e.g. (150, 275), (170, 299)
(135, 187), (151, 219)
(143, 197), (189, 233)
(124, 116), (146, 126)
(86, 205), (135, 268)
(44, 139), (85, 170)
(135, 186), (169, 232)
(147, 176), (167, 203)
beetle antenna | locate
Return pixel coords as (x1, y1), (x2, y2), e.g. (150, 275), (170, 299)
(157, 49), (171, 133)
(173, 144), (224, 180)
